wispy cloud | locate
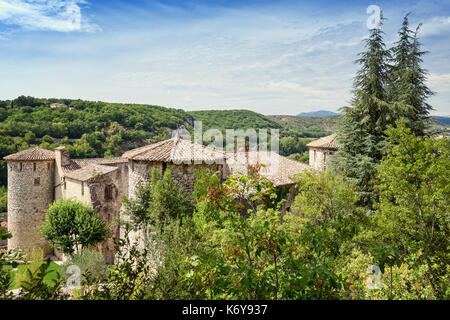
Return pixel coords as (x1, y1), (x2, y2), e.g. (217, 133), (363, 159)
(419, 16), (450, 37)
(0, 0), (100, 32)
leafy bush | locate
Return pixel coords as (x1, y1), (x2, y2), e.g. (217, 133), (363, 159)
(61, 249), (108, 285)
(15, 248), (45, 288)
(0, 186), (7, 212)
(42, 200), (109, 255)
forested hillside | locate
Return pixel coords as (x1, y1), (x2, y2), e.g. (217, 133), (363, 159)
(0, 96), (196, 186)
(0, 97), (322, 186)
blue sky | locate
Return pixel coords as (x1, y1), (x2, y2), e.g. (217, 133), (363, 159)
(0, 0), (449, 115)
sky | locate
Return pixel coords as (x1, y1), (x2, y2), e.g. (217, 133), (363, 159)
(0, 0), (449, 116)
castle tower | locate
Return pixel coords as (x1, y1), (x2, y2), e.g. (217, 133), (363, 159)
(3, 147), (56, 256)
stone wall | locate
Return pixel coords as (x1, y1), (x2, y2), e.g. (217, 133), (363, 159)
(7, 160), (54, 256)
(128, 160), (222, 200)
(124, 160), (223, 251)
(309, 147), (334, 171)
(87, 162), (128, 264)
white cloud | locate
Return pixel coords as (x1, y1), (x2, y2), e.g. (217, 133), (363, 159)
(428, 73), (450, 93)
(418, 16), (450, 37)
(0, 0), (99, 32)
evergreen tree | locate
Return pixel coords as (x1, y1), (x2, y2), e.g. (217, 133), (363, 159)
(333, 18), (392, 210)
(388, 14), (433, 135)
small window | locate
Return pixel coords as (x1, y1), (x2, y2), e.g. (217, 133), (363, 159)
(105, 184), (113, 201)
(19, 162), (23, 171)
(81, 181), (84, 196)
(48, 163), (51, 170)
(34, 177), (40, 185)
(33, 163), (36, 171)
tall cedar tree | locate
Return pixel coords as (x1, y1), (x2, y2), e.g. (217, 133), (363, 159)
(333, 18), (392, 211)
(388, 14), (433, 135)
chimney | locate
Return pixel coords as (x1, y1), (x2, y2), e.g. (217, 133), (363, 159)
(54, 146), (70, 167)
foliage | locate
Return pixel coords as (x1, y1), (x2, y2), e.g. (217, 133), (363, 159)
(370, 122), (449, 299)
(0, 249), (24, 299)
(61, 249), (108, 285)
(287, 151), (309, 163)
(186, 169), (348, 299)
(333, 15), (432, 212)
(388, 14), (433, 136)
(12, 247), (63, 300)
(0, 187), (7, 213)
(82, 225), (154, 300)
(42, 200), (109, 255)
(122, 167), (190, 234)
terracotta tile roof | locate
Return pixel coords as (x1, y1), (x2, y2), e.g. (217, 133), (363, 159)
(64, 164), (118, 182)
(123, 138), (225, 164)
(61, 157), (127, 173)
(3, 147), (56, 161)
(306, 134), (338, 150)
(225, 151), (311, 187)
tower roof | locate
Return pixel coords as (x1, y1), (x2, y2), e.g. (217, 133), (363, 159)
(3, 147), (56, 161)
(122, 137), (225, 163)
(306, 134), (338, 150)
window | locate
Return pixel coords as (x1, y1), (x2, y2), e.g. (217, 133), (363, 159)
(314, 150), (316, 162)
(33, 163), (36, 171)
(34, 177), (40, 185)
(19, 162), (23, 171)
(81, 181), (84, 196)
(105, 184), (113, 201)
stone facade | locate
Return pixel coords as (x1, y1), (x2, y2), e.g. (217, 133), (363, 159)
(5, 136), (315, 262)
(308, 147), (335, 171)
(7, 160), (54, 256)
(87, 162), (128, 263)
(128, 160), (222, 201)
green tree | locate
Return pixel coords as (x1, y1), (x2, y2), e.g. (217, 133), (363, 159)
(42, 200), (109, 255)
(187, 169), (347, 299)
(122, 167), (189, 232)
(388, 14), (433, 135)
(373, 122), (449, 299)
(332, 18), (392, 210)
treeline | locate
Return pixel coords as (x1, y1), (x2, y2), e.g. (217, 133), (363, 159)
(0, 97), (195, 185)
(0, 99), (319, 186)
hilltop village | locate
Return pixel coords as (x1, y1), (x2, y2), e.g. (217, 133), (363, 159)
(3, 133), (337, 262)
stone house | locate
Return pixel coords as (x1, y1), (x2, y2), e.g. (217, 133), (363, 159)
(306, 134), (338, 170)
(4, 134), (321, 262)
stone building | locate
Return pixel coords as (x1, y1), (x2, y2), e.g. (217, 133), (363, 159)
(4, 135), (314, 262)
(306, 134), (338, 170)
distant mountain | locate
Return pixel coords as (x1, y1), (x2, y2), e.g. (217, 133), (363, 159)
(297, 110), (340, 117)
(433, 116), (450, 126)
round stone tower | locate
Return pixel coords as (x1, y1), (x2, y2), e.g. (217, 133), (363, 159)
(4, 147), (56, 256)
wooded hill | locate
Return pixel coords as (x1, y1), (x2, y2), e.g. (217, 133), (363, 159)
(0, 96), (447, 186)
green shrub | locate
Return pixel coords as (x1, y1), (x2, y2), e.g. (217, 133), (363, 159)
(0, 186), (7, 213)
(61, 249), (108, 285)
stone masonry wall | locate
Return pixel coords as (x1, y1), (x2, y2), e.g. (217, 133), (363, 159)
(87, 162), (128, 264)
(128, 160), (222, 201)
(7, 160), (54, 256)
(309, 148), (334, 171)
